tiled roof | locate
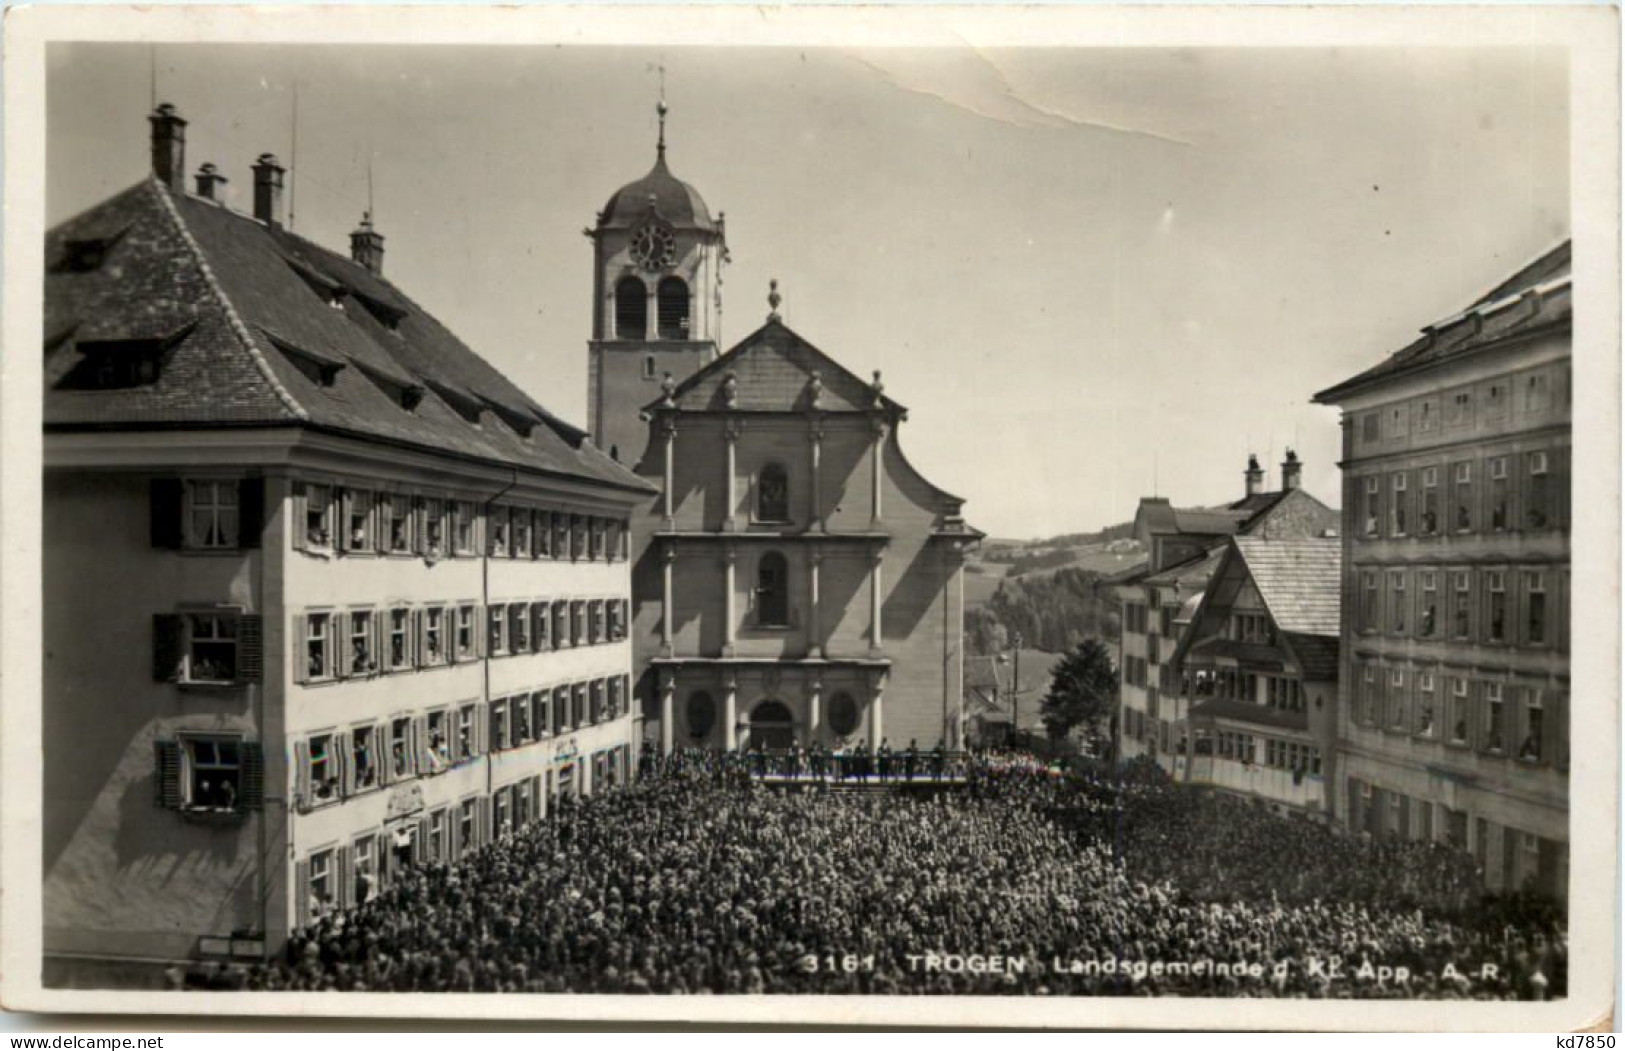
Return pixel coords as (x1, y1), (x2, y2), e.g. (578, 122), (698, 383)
(1230, 536), (1342, 637)
(45, 177), (653, 494)
(1314, 240), (1572, 403)
(1283, 632), (1339, 681)
(655, 318), (904, 415)
(965, 654), (1006, 693)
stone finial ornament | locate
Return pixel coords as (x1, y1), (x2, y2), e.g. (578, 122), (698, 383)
(807, 369), (824, 409)
(723, 370), (740, 409)
(869, 369), (886, 407)
(660, 371), (678, 406)
(767, 279), (782, 322)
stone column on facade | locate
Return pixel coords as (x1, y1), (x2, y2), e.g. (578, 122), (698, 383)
(869, 546), (884, 658)
(723, 418), (741, 532)
(869, 416), (887, 526)
(807, 547), (823, 659)
(722, 542), (737, 659)
(660, 542), (675, 658)
(661, 416), (678, 528)
(724, 672), (739, 752)
(808, 672), (823, 747)
(660, 670), (676, 755)
(809, 417), (825, 530)
(870, 671), (886, 747)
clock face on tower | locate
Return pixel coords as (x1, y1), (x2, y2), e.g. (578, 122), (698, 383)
(630, 223), (677, 271)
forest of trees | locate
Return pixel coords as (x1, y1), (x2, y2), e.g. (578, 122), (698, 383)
(964, 567), (1121, 656)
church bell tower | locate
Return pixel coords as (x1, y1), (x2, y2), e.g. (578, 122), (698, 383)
(587, 100), (726, 467)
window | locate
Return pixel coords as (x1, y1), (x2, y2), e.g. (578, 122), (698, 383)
(305, 613), (331, 681)
(1418, 397), (1439, 433)
(1387, 403), (1408, 439)
(344, 490), (373, 551)
(573, 684), (587, 727)
(1363, 477), (1380, 537)
(571, 515), (587, 561)
(1526, 451), (1552, 529)
(553, 687), (569, 736)
(456, 705), (476, 762)
(424, 711), (451, 773)
(1483, 683), (1505, 752)
(590, 680), (605, 724)
(308, 733), (340, 805)
(536, 512), (553, 558)
(427, 810), (447, 863)
(351, 726), (378, 792)
(305, 484), (333, 547)
(452, 501), (475, 555)
(1485, 381), (1506, 416)
(388, 608), (410, 670)
(1525, 372), (1550, 413)
(458, 799), (477, 857)
(571, 601), (585, 646)
(1361, 571), (1379, 632)
(424, 607), (445, 665)
(756, 551), (790, 626)
(1360, 413), (1379, 444)
(1390, 473), (1408, 536)
(1417, 571), (1443, 636)
(1387, 571), (1406, 634)
(510, 603), (528, 653)
(1387, 669), (1406, 729)
(489, 507), (509, 557)
(1360, 665), (1378, 725)
(390, 717), (412, 779)
(1449, 679), (1471, 745)
(184, 480), (240, 548)
(1489, 457), (1509, 531)
(1420, 467), (1439, 535)
(513, 695), (531, 744)
(180, 735), (244, 810)
(757, 464), (790, 523)
(386, 495), (412, 553)
(349, 610), (376, 675)
(1452, 462), (1473, 532)
(488, 605), (506, 656)
(308, 849), (335, 918)
(608, 599), (626, 641)
(1448, 389), (1472, 426)
(553, 514), (569, 560)
(1451, 571), (1472, 639)
(607, 519), (623, 562)
(491, 699), (509, 751)
(829, 692), (860, 737)
(1415, 672), (1436, 738)
(1520, 689), (1545, 761)
(615, 276), (647, 340)
(1486, 570), (1507, 643)
(513, 510), (531, 558)
(552, 601), (568, 650)
(1525, 571), (1547, 644)
(586, 517), (602, 560)
(176, 613), (237, 683)
(457, 605), (475, 660)
(531, 691), (551, 739)
(657, 276), (690, 339)
(422, 497), (446, 555)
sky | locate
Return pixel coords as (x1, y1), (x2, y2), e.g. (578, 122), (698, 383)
(45, 43), (1569, 539)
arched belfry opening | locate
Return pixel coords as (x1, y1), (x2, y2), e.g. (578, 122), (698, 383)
(615, 276), (647, 340)
(657, 276), (690, 339)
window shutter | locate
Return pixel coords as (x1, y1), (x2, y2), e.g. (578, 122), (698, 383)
(154, 739), (183, 809)
(334, 612), (350, 679)
(338, 845), (354, 910)
(478, 795), (492, 848)
(291, 481), (308, 553)
(369, 612), (382, 676)
(236, 614), (263, 684)
(294, 858), (311, 929)
(475, 605), (486, 659)
(293, 614), (309, 686)
(240, 742), (265, 810)
(336, 731), (353, 797)
(294, 739), (310, 811)
(378, 723), (393, 787)
(475, 702), (488, 757)
(238, 478), (265, 549)
(412, 715), (425, 778)
(152, 614), (184, 682)
(374, 494), (391, 555)
(334, 488), (351, 553)
(149, 479), (185, 549)
(413, 609), (427, 669)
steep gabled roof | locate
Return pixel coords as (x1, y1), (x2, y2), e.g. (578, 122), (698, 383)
(1230, 536), (1341, 637)
(649, 317), (904, 415)
(45, 177), (652, 494)
(1314, 239), (1572, 404)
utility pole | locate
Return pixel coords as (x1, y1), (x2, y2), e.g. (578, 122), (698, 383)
(1010, 632), (1023, 752)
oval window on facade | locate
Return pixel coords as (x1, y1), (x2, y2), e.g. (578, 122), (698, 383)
(686, 690), (716, 740)
(828, 691), (859, 737)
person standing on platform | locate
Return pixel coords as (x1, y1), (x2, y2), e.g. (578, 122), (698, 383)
(877, 738), (893, 783)
(905, 739), (918, 782)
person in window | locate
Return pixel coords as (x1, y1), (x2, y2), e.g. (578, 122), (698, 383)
(1519, 735), (1542, 761)
(392, 826), (413, 870)
(1418, 705), (1434, 736)
(352, 639), (372, 675)
(1453, 719), (1468, 744)
(393, 740), (409, 779)
(356, 868), (375, 906)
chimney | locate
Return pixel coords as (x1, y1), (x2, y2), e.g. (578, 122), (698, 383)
(148, 103), (187, 191)
(193, 162), (228, 202)
(1244, 453), (1265, 497)
(349, 211), (385, 275)
(251, 153), (286, 228)
(1281, 448), (1303, 492)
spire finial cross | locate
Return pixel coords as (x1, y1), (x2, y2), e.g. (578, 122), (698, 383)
(656, 62), (668, 159)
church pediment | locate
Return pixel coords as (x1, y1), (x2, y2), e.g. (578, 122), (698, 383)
(649, 319), (903, 416)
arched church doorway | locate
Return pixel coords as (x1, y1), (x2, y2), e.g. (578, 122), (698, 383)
(749, 701), (795, 751)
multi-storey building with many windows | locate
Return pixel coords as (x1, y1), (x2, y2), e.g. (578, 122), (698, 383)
(1113, 453), (1339, 774)
(1313, 241), (1570, 899)
(42, 105), (654, 985)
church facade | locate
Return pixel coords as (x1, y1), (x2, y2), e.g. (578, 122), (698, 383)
(586, 112), (982, 753)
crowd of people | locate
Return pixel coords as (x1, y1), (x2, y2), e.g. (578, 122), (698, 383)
(235, 751), (1565, 999)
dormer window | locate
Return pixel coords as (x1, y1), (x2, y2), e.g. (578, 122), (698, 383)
(57, 325), (193, 391)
